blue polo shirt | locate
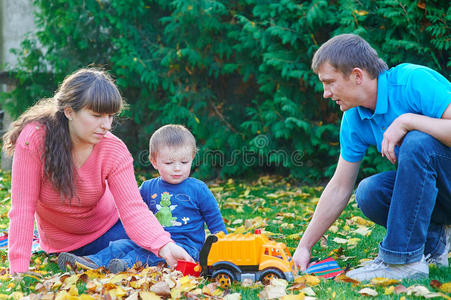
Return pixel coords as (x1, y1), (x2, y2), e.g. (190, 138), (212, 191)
(340, 63), (451, 163)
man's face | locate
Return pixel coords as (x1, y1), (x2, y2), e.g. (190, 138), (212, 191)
(317, 62), (359, 112)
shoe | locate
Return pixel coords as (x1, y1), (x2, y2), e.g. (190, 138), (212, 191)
(346, 256), (428, 281)
(58, 252), (98, 271)
(108, 259), (128, 273)
(426, 225), (451, 267)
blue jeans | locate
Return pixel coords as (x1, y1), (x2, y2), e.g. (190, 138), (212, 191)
(86, 239), (200, 268)
(70, 220), (129, 256)
(355, 131), (451, 264)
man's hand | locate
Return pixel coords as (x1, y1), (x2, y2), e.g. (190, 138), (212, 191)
(381, 114), (411, 164)
(293, 245), (312, 272)
(158, 242), (194, 267)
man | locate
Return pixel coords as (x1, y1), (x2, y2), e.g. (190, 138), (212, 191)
(293, 33), (451, 281)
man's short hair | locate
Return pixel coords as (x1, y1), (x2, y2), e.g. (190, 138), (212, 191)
(149, 124), (198, 159)
(311, 34), (388, 78)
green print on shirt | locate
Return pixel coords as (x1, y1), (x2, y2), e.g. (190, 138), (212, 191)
(155, 192), (178, 227)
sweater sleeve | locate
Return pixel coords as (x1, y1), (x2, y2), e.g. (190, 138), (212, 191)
(8, 125), (43, 273)
(199, 183), (227, 234)
(107, 151), (172, 255)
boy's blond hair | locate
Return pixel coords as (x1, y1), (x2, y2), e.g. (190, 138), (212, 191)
(149, 124), (198, 159)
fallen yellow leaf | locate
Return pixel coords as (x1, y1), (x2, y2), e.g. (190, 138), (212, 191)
(140, 291), (161, 300)
(370, 277), (400, 286)
(329, 225), (339, 233)
(295, 275), (320, 286)
(109, 273), (130, 284)
(281, 294), (305, 300)
(170, 287), (181, 299)
(351, 216), (372, 226)
(347, 237), (361, 246)
(79, 294), (97, 300)
(55, 291), (78, 300)
(440, 282), (451, 293)
(334, 274), (360, 286)
(68, 285), (78, 296)
(108, 287), (128, 298)
(286, 233), (301, 240)
(384, 285), (395, 295)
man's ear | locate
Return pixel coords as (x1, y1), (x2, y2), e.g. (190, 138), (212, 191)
(351, 67), (364, 85)
(63, 107), (73, 120)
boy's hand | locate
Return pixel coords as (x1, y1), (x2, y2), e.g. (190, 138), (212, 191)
(159, 242), (194, 267)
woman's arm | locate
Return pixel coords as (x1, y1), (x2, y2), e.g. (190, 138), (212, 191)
(8, 125), (43, 273)
(107, 152), (172, 254)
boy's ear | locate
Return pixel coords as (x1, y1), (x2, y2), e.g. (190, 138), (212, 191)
(149, 155), (158, 169)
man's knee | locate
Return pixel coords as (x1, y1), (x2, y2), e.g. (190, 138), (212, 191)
(399, 131), (437, 160)
(355, 174), (392, 226)
(355, 176), (376, 210)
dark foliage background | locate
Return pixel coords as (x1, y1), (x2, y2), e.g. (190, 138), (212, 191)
(1, 0), (449, 182)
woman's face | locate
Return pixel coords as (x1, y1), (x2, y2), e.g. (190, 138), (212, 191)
(66, 107), (114, 147)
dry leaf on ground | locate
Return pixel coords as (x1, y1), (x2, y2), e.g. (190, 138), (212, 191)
(358, 287), (378, 297)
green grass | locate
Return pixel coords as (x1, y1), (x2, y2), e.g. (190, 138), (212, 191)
(0, 170), (450, 299)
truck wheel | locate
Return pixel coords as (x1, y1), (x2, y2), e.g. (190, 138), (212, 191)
(213, 270), (234, 289)
(260, 268), (284, 284)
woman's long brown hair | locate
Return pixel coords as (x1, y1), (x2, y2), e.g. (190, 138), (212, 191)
(3, 68), (123, 200)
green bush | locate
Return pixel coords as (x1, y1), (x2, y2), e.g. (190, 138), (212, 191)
(1, 0), (449, 182)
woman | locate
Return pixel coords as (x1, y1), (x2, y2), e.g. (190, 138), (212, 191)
(3, 68), (193, 274)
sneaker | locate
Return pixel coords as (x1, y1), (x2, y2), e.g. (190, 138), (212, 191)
(58, 252), (98, 271)
(426, 225), (451, 267)
(108, 258), (128, 273)
(346, 256), (429, 281)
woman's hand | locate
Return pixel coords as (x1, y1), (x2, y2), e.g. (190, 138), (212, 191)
(158, 242), (194, 267)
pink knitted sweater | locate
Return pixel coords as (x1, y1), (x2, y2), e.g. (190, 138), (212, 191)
(8, 123), (172, 273)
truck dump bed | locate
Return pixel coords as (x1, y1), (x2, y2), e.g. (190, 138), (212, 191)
(208, 232), (276, 266)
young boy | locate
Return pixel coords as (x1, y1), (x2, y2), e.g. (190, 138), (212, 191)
(58, 124), (227, 272)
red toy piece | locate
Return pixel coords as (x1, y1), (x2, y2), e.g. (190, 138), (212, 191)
(176, 260), (202, 277)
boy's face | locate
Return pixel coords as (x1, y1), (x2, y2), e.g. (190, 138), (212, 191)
(150, 145), (194, 184)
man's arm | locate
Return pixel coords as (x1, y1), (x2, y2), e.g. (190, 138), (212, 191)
(381, 104), (451, 164)
(293, 156), (361, 271)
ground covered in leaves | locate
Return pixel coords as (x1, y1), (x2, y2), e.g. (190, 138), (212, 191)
(0, 172), (450, 299)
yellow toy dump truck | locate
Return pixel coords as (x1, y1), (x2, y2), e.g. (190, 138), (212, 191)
(198, 231), (298, 287)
